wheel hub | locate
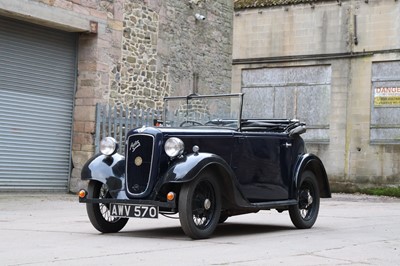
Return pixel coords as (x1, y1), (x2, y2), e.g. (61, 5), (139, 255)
(204, 199), (211, 210)
(307, 193), (313, 206)
(300, 190), (313, 209)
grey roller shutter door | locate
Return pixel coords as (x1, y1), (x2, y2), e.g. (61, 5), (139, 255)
(0, 17), (77, 191)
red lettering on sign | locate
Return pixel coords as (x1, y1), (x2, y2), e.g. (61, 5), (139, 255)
(375, 87), (400, 94)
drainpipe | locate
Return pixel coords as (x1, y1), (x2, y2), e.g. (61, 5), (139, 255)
(353, 15), (358, 46)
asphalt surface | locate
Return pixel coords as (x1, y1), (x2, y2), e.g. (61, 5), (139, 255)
(0, 193), (399, 266)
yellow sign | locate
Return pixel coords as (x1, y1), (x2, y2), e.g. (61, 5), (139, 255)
(374, 87), (400, 107)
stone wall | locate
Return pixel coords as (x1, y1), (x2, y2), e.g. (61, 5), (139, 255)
(75, 0), (233, 191)
(110, 1), (168, 110)
(69, 0), (126, 192)
(233, 0), (400, 191)
(156, 0), (234, 97)
(110, 0), (234, 111)
(73, 0), (233, 192)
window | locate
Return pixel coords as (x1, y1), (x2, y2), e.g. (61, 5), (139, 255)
(370, 61), (400, 144)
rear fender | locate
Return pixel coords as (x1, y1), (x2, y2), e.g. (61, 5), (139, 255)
(292, 153), (331, 198)
(81, 153), (127, 199)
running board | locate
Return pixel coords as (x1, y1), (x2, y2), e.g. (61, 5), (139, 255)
(250, 199), (298, 210)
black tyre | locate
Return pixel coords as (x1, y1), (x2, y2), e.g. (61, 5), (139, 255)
(86, 181), (128, 233)
(179, 171), (221, 239)
(218, 212), (229, 224)
(289, 170), (320, 229)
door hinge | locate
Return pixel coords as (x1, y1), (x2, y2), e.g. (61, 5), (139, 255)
(283, 142), (292, 148)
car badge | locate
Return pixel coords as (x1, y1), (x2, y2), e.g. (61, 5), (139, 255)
(134, 156), (143, 166)
(132, 184), (140, 191)
(130, 140), (141, 153)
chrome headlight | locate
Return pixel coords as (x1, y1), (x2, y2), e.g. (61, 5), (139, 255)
(164, 137), (184, 158)
(100, 137), (118, 156)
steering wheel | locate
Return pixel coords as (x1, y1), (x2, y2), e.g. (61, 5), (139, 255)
(180, 120), (203, 127)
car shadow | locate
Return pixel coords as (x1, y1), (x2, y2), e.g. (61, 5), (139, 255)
(214, 222), (294, 237)
(115, 222), (294, 240)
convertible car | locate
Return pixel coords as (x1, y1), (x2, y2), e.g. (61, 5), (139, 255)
(79, 93), (331, 239)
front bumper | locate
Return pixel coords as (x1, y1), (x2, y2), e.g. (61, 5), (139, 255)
(79, 196), (177, 210)
(78, 189), (177, 213)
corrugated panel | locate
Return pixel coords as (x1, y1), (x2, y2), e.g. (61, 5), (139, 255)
(242, 65), (331, 143)
(0, 17), (77, 191)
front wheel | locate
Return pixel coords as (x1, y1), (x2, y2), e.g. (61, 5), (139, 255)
(179, 171), (221, 239)
(86, 181), (128, 233)
(289, 170), (320, 229)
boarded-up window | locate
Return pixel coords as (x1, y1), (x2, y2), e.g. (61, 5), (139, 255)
(371, 61), (400, 144)
(241, 65), (331, 143)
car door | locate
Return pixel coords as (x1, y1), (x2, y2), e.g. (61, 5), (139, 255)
(231, 132), (292, 202)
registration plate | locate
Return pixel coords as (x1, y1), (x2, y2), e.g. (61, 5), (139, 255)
(109, 204), (159, 218)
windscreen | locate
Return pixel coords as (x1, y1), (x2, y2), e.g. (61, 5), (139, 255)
(163, 94), (242, 128)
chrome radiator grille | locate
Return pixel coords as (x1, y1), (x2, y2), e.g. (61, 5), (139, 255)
(126, 134), (155, 197)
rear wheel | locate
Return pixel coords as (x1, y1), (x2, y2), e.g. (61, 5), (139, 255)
(289, 171), (320, 229)
(86, 181), (128, 233)
(179, 171), (221, 239)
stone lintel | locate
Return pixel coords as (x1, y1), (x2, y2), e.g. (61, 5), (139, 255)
(0, 0), (100, 32)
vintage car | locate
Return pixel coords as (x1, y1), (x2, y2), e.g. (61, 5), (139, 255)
(78, 93), (331, 239)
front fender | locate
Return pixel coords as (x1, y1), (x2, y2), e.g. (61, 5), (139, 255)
(162, 152), (232, 183)
(292, 153), (331, 198)
(160, 152), (251, 208)
(81, 153), (127, 199)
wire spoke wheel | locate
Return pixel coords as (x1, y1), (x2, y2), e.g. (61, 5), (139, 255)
(179, 171), (221, 239)
(298, 185), (315, 220)
(289, 171), (320, 229)
(191, 180), (216, 228)
(98, 184), (121, 223)
(86, 181), (128, 233)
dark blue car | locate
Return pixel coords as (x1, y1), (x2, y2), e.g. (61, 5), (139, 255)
(79, 93), (331, 239)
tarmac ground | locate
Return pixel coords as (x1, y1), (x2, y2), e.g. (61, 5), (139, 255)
(0, 192), (399, 265)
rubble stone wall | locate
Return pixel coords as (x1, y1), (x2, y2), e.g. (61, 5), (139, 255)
(110, 0), (234, 110)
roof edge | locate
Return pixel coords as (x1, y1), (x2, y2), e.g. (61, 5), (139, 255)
(234, 0), (338, 10)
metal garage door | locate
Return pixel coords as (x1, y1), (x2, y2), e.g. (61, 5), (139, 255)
(0, 17), (77, 191)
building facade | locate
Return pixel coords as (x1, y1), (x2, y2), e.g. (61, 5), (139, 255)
(233, 0), (400, 191)
(0, 0), (233, 192)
